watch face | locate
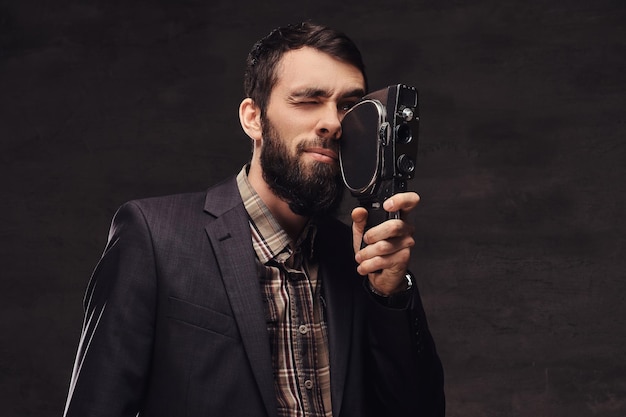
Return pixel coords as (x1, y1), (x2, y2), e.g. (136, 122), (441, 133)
(404, 272), (413, 290)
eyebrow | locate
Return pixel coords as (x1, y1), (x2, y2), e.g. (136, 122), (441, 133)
(289, 87), (365, 100)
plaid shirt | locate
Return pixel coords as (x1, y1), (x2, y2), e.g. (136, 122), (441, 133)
(237, 167), (332, 417)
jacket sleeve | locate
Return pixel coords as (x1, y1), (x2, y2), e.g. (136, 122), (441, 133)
(64, 202), (157, 417)
(363, 281), (446, 417)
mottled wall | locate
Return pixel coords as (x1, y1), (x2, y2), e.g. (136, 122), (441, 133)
(1, 0), (625, 416)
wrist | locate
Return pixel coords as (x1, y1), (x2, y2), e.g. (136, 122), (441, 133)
(367, 271), (413, 297)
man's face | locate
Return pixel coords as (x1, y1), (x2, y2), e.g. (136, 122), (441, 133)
(259, 47), (366, 216)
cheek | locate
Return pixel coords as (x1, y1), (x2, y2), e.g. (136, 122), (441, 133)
(276, 126), (304, 153)
(265, 110), (316, 153)
(282, 109), (319, 133)
(281, 121), (305, 142)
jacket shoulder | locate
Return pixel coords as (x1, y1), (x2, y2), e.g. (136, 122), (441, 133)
(118, 175), (240, 222)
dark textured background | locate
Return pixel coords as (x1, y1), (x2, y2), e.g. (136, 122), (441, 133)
(1, 0), (625, 416)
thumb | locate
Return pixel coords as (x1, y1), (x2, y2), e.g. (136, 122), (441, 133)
(351, 207), (368, 254)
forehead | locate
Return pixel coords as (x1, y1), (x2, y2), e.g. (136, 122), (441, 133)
(273, 47), (366, 94)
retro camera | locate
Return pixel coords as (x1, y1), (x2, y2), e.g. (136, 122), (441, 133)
(339, 84), (419, 231)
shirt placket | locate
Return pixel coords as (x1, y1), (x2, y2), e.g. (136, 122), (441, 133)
(284, 248), (323, 417)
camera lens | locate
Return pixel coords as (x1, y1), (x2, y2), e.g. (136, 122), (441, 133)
(397, 154), (415, 176)
(396, 123), (412, 144)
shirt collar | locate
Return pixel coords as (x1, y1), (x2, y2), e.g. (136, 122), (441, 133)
(236, 165), (317, 265)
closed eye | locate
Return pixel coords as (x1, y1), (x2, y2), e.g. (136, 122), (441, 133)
(288, 98), (321, 106)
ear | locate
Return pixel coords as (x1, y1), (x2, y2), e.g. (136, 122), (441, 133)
(239, 98), (263, 142)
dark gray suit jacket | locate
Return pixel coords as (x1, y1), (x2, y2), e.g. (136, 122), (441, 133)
(64, 176), (444, 417)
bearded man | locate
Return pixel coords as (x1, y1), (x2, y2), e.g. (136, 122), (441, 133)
(64, 22), (445, 417)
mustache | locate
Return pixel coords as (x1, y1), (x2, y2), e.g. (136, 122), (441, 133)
(296, 137), (339, 154)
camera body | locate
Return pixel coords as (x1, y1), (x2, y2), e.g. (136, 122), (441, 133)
(339, 84), (419, 230)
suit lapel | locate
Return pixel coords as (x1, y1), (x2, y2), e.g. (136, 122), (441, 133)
(202, 178), (357, 417)
(203, 178), (277, 417)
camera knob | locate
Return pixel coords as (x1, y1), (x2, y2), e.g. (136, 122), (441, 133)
(395, 122), (412, 144)
(397, 154), (415, 176)
(401, 107), (414, 122)
(379, 122), (390, 145)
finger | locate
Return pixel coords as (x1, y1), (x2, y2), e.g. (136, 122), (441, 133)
(382, 192), (420, 214)
(351, 206), (368, 224)
(362, 218), (414, 245)
(356, 247), (411, 276)
(355, 235), (414, 270)
(351, 207), (368, 253)
(356, 235), (415, 262)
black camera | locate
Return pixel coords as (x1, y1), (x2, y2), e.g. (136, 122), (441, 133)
(339, 84), (419, 230)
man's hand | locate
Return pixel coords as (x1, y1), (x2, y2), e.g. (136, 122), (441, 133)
(352, 192), (420, 296)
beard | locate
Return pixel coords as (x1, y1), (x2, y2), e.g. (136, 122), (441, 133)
(259, 117), (344, 217)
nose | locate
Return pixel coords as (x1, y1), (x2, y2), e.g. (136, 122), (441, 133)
(316, 103), (342, 140)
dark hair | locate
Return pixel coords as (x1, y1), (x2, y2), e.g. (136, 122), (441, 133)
(244, 22), (367, 114)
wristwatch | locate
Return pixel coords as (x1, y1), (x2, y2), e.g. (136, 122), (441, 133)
(367, 271), (413, 297)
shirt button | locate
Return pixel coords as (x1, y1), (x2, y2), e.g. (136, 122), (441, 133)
(304, 380), (313, 390)
(298, 324), (308, 334)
